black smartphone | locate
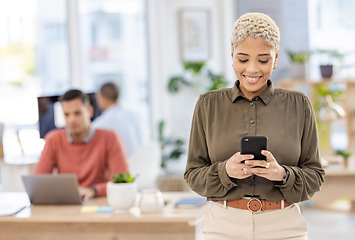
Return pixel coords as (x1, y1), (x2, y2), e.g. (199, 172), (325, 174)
(240, 136), (268, 160)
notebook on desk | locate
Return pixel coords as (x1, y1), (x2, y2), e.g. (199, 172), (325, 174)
(22, 174), (82, 205)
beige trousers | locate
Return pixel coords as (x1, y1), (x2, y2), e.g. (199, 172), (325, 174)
(201, 201), (307, 240)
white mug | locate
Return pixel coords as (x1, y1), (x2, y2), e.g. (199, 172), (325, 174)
(139, 189), (164, 213)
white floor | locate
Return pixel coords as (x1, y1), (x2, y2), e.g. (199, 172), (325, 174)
(302, 207), (355, 240)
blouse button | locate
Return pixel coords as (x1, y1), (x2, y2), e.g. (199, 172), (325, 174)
(228, 183), (233, 187)
(248, 181), (253, 186)
(249, 120), (255, 124)
(250, 102), (254, 106)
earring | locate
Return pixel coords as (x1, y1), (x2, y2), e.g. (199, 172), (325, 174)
(273, 64), (277, 69)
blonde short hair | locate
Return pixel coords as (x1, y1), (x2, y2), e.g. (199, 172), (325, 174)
(231, 12), (280, 52)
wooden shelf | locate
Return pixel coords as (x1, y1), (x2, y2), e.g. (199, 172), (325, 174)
(278, 79), (355, 153)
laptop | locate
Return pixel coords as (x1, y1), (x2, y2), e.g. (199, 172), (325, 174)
(22, 174), (82, 205)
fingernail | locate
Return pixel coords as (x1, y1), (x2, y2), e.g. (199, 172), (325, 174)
(245, 160), (249, 164)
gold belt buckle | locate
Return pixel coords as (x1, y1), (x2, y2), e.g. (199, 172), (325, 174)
(247, 198), (262, 213)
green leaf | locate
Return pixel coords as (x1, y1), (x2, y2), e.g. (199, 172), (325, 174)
(315, 48), (344, 63)
(286, 50), (310, 63)
(112, 172), (137, 183)
(158, 120), (165, 142)
(174, 139), (185, 146)
(316, 85), (343, 98)
(335, 150), (351, 158)
(168, 149), (184, 159)
(168, 76), (184, 93)
(183, 61), (205, 74)
(207, 70), (228, 91)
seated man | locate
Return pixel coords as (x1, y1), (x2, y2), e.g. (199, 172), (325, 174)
(34, 89), (128, 201)
(93, 82), (145, 157)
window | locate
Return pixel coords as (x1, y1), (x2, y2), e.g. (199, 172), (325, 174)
(78, 0), (149, 111)
(308, 0), (355, 79)
(0, 0), (150, 162)
(37, 0), (70, 95)
(0, 0), (68, 161)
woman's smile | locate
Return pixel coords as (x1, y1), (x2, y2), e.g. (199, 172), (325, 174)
(243, 75), (262, 84)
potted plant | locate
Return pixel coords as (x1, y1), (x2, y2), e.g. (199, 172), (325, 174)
(168, 61), (204, 93)
(286, 50), (310, 78)
(315, 49), (344, 79)
(106, 172), (137, 213)
(314, 85), (345, 150)
(155, 120), (190, 191)
(168, 61), (228, 94)
(335, 150), (351, 169)
(158, 120), (185, 171)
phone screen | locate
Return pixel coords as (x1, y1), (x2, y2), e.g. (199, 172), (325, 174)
(240, 136), (268, 160)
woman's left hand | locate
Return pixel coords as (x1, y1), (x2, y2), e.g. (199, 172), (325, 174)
(243, 150), (286, 181)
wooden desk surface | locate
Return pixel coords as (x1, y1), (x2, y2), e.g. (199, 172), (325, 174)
(0, 191), (208, 240)
(324, 165), (355, 176)
(311, 166), (355, 211)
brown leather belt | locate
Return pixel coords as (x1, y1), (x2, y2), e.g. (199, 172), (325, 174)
(214, 198), (292, 213)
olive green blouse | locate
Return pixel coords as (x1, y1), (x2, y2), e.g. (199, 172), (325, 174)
(184, 80), (325, 203)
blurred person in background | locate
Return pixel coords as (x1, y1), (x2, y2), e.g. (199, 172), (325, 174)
(93, 82), (145, 157)
(35, 89), (128, 201)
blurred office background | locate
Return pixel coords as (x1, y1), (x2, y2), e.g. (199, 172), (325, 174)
(0, 0), (354, 182)
(2, 0), (354, 165)
(1, 0), (355, 182)
(1, 0), (355, 237)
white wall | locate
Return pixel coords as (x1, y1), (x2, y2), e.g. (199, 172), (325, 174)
(147, 0), (236, 172)
(236, 0), (310, 81)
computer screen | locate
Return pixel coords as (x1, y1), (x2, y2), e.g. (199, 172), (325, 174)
(37, 93), (101, 138)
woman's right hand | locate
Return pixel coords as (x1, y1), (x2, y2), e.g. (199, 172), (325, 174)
(226, 152), (254, 179)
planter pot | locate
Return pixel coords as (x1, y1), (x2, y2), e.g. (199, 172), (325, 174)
(343, 157), (349, 169)
(290, 63), (306, 78)
(320, 64), (333, 78)
(106, 182), (137, 213)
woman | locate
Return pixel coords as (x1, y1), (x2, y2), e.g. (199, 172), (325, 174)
(184, 12), (324, 240)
